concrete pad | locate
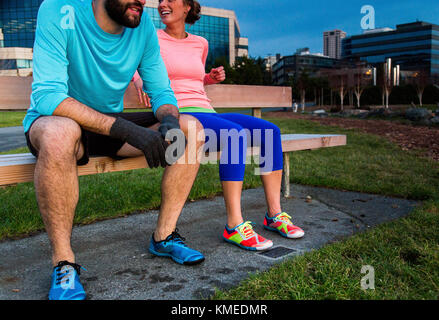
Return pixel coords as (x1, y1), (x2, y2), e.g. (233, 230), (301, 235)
(0, 184), (418, 300)
(0, 126), (26, 152)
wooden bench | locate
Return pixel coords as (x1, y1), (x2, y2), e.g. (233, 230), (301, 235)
(0, 77), (347, 197)
(0, 134), (346, 197)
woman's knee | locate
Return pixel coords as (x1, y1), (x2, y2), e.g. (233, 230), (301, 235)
(179, 114), (205, 147)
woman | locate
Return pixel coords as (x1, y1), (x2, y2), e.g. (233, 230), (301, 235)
(133, 0), (304, 251)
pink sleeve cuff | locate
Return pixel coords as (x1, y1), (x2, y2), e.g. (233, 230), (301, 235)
(132, 71), (140, 82)
(204, 73), (219, 85)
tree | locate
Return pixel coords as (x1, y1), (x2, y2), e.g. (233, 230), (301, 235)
(352, 67), (373, 109)
(406, 70), (431, 107)
(327, 69), (349, 111)
(376, 60), (397, 109)
(209, 56), (273, 86)
(209, 56), (236, 84)
(295, 71), (311, 112)
(232, 56), (264, 85)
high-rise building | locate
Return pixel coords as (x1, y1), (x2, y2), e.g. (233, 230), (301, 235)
(144, 0), (248, 66)
(264, 54), (282, 72)
(0, 0), (248, 75)
(323, 29), (346, 59)
(342, 21), (439, 75)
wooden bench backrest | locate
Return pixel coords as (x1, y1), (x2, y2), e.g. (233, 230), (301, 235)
(0, 76), (33, 110)
(0, 76), (292, 111)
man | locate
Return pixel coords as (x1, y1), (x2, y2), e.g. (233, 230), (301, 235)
(24, 0), (205, 300)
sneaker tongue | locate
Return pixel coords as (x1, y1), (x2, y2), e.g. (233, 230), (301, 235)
(55, 261), (81, 275)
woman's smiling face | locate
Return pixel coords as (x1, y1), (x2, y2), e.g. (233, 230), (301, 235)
(158, 0), (191, 26)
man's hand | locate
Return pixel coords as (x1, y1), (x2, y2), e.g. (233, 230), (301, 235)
(158, 115), (180, 139)
(158, 115), (186, 165)
(110, 117), (169, 168)
(209, 66), (226, 83)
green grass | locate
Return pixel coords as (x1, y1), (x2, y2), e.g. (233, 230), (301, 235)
(0, 111), (26, 128)
(213, 200), (439, 300)
(210, 118), (439, 300)
(1, 117), (438, 299)
(0, 147), (29, 155)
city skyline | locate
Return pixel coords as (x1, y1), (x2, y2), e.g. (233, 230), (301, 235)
(198, 0), (439, 58)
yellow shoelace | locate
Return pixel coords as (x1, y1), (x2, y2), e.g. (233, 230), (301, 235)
(276, 212), (293, 225)
(238, 221), (255, 238)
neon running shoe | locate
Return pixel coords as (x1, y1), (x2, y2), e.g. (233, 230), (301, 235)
(223, 221), (273, 251)
(149, 229), (205, 265)
(48, 261), (86, 300)
(264, 212), (305, 239)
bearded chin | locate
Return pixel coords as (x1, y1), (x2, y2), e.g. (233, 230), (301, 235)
(105, 0), (142, 28)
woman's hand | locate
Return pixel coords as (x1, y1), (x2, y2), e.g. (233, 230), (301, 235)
(209, 66), (226, 83)
(133, 77), (150, 108)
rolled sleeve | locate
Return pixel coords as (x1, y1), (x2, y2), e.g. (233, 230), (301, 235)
(31, 0), (70, 116)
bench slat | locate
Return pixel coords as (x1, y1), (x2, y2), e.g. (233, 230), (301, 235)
(0, 134), (346, 186)
(281, 134), (347, 152)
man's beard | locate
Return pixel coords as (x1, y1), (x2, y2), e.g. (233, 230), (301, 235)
(105, 0), (143, 28)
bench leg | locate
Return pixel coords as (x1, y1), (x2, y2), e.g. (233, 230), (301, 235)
(252, 108), (262, 118)
(281, 152), (290, 198)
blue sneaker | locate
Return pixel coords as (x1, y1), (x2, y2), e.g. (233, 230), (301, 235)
(149, 229), (205, 265)
(48, 261), (86, 300)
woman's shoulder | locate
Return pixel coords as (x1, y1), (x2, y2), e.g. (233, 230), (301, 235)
(188, 33), (209, 46)
(156, 28), (167, 38)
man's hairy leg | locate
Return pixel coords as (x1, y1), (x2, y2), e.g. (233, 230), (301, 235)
(117, 115), (204, 241)
(30, 116), (84, 266)
(155, 115), (204, 240)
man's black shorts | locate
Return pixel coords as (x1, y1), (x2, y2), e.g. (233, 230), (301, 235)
(25, 112), (158, 166)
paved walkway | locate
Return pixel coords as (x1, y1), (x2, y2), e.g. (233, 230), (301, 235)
(0, 126), (26, 152)
(0, 184), (418, 300)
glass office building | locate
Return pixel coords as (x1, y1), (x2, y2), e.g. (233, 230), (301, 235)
(0, 0), (248, 70)
(0, 0), (43, 48)
(272, 48), (339, 85)
(145, 6), (229, 67)
(0, 1), (38, 75)
(342, 21), (439, 75)
(144, 0), (247, 67)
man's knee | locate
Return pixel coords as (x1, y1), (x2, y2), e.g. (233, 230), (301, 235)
(30, 116), (83, 160)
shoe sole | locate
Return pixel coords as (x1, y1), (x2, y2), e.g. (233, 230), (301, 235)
(223, 237), (273, 251)
(149, 248), (205, 266)
(264, 225), (305, 239)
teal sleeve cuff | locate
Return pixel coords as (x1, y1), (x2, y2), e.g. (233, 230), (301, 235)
(35, 93), (69, 116)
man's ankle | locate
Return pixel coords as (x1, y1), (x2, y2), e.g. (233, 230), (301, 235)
(153, 230), (173, 242)
(52, 254), (75, 267)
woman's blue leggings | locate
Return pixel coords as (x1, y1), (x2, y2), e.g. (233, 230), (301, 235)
(183, 112), (283, 181)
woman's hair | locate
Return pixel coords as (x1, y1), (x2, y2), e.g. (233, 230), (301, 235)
(184, 0), (201, 25)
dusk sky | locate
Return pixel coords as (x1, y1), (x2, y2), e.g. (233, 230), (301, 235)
(198, 0), (439, 58)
